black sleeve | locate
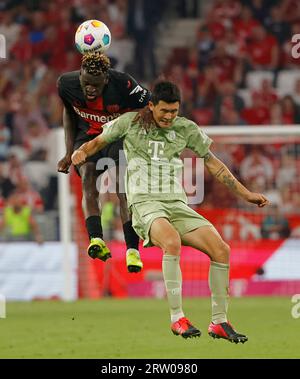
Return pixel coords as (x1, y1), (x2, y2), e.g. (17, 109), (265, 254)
(119, 72), (151, 109)
(56, 75), (74, 112)
(56, 75), (78, 130)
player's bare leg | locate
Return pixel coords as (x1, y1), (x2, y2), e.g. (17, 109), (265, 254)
(79, 162), (111, 261)
(150, 218), (201, 339)
(115, 165), (143, 273)
(182, 226), (248, 343)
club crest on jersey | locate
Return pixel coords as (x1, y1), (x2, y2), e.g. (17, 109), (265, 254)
(167, 130), (176, 141)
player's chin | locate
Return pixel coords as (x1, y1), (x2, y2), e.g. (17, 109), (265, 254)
(159, 121), (172, 128)
(85, 94), (97, 101)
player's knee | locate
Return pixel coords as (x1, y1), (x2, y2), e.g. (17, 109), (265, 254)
(214, 241), (230, 263)
(163, 235), (181, 255)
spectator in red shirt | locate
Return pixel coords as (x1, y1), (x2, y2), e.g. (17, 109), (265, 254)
(281, 0), (300, 24)
(240, 146), (274, 188)
(223, 27), (245, 58)
(219, 107), (246, 126)
(213, 80), (245, 124)
(33, 25), (67, 70)
(246, 25), (280, 70)
(208, 40), (241, 84)
(233, 5), (260, 44)
(207, 0), (241, 24)
(10, 27), (33, 63)
(205, 0), (241, 41)
(251, 78), (278, 109)
(241, 94), (270, 125)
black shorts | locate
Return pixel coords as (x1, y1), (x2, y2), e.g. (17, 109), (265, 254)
(74, 135), (125, 176)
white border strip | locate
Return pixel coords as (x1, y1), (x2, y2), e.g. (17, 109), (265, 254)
(202, 125), (300, 136)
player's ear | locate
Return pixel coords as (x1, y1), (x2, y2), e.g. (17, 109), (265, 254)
(148, 101), (154, 111)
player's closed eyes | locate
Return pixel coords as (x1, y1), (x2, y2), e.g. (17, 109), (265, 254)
(161, 110), (177, 114)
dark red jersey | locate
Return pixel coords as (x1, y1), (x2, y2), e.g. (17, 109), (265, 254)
(57, 69), (150, 140)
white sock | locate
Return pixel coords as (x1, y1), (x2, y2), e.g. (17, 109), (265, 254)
(171, 311), (185, 323)
(162, 254), (184, 322)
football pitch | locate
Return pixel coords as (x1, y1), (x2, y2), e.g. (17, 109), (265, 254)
(0, 297), (299, 359)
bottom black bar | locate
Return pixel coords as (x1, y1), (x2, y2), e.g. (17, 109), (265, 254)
(0, 359), (297, 376)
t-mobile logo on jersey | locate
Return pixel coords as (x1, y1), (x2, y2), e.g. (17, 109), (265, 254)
(148, 141), (165, 160)
(291, 34), (300, 59)
(0, 34), (6, 59)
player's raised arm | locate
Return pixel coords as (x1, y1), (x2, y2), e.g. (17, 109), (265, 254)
(57, 72), (78, 174)
(203, 151), (270, 207)
(71, 135), (108, 166)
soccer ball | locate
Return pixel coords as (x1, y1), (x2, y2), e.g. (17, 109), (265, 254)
(75, 19), (111, 54)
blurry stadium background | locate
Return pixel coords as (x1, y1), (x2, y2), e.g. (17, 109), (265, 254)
(0, 0), (300, 311)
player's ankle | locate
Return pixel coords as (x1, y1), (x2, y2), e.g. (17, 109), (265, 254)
(171, 311), (185, 323)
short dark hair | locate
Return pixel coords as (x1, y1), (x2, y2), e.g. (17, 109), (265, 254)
(81, 51), (111, 76)
(151, 81), (181, 105)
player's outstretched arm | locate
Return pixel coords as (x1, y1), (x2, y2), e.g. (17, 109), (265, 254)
(203, 151), (270, 208)
(71, 135), (108, 166)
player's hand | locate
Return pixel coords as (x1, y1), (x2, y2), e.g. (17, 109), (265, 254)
(71, 149), (87, 166)
(57, 155), (72, 174)
(246, 192), (270, 208)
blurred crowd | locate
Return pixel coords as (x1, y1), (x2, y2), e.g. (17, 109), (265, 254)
(168, 0), (300, 125)
(0, 0), (299, 242)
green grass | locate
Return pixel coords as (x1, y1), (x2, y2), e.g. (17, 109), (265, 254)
(0, 297), (299, 358)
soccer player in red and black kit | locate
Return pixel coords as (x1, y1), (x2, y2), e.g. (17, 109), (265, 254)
(57, 52), (150, 272)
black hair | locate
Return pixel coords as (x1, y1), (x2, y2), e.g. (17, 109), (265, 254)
(81, 51), (110, 76)
(151, 81), (181, 105)
(134, 81), (181, 132)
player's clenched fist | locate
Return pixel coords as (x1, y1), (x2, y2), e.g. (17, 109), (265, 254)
(245, 192), (270, 208)
(71, 149), (87, 165)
